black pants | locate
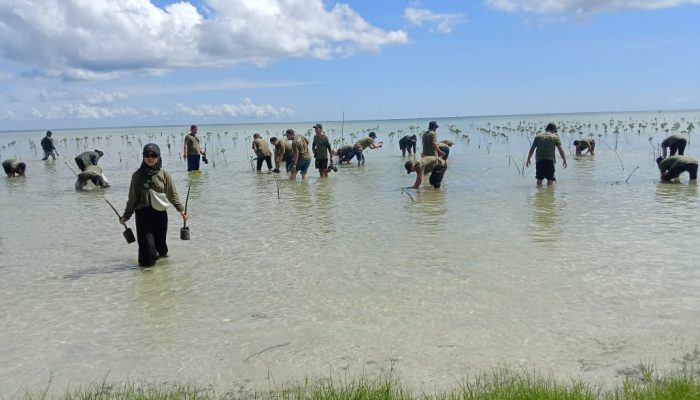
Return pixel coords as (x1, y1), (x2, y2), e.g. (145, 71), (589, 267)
(135, 206), (168, 267)
(75, 157), (87, 172)
(256, 155), (272, 171)
(666, 164), (698, 180)
(670, 140), (687, 156)
(429, 164), (447, 188)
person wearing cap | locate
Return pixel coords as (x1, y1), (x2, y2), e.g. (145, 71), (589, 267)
(270, 135), (293, 173)
(252, 133), (273, 172)
(285, 129), (312, 180)
(656, 155), (698, 183)
(526, 123), (567, 186)
(74, 149), (104, 172)
(336, 144), (354, 164)
(183, 125), (205, 171)
(405, 156), (448, 189)
(573, 138), (595, 156)
(74, 165), (111, 190)
(421, 121), (446, 159)
(399, 134), (417, 157)
(40, 130), (59, 161)
(351, 132), (383, 166)
(120, 143), (187, 268)
(2, 159), (26, 177)
(661, 133), (687, 157)
(312, 123), (333, 177)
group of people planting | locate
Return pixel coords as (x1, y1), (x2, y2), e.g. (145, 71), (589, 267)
(2, 121), (696, 268)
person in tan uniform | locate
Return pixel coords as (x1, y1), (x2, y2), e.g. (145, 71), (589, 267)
(183, 125), (206, 171)
(2, 159), (26, 177)
(120, 143), (187, 267)
(656, 155), (698, 183)
(351, 132), (383, 166)
(337, 144), (354, 164)
(526, 123), (567, 186)
(270, 135), (293, 173)
(573, 138), (595, 155)
(404, 156), (448, 189)
(285, 129), (312, 180)
(421, 121), (445, 159)
(252, 133), (273, 172)
(312, 123), (334, 177)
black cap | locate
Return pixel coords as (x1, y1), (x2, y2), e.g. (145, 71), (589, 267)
(95, 149), (104, 157)
(545, 123), (557, 133)
(285, 129), (295, 135)
(405, 160), (414, 174)
(46, 130), (52, 136)
(429, 121), (438, 130)
(190, 125), (197, 130)
(313, 123), (323, 129)
(369, 132), (377, 138)
(143, 143), (161, 156)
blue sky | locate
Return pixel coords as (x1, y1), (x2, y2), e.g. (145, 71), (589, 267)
(0, 0), (699, 131)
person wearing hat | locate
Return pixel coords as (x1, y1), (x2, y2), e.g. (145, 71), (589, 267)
(399, 134), (417, 157)
(336, 144), (354, 164)
(183, 125), (206, 171)
(656, 155), (698, 183)
(40, 130), (59, 161)
(120, 143), (187, 267)
(74, 149), (104, 171)
(661, 133), (687, 157)
(352, 132), (383, 166)
(252, 133), (273, 172)
(285, 129), (312, 180)
(312, 123), (333, 177)
(2, 159), (26, 177)
(573, 138), (595, 156)
(404, 156), (447, 189)
(421, 121), (445, 159)
(526, 123), (567, 186)
(74, 165), (111, 190)
(270, 135), (293, 173)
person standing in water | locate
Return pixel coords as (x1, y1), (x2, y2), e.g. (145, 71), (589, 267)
(661, 133), (687, 157)
(351, 132), (383, 166)
(252, 133), (273, 172)
(573, 138), (595, 155)
(312, 123), (333, 177)
(656, 155), (698, 183)
(183, 125), (206, 171)
(120, 143), (187, 267)
(421, 121), (445, 159)
(336, 144), (354, 164)
(399, 134), (417, 157)
(75, 165), (110, 190)
(270, 135), (293, 173)
(404, 156), (448, 189)
(526, 123), (567, 186)
(2, 159), (26, 177)
(74, 149), (104, 171)
(40, 130), (59, 161)
(285, 129), (312, 180)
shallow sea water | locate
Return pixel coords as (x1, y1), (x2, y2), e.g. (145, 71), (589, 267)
(1, 111), (700, 394)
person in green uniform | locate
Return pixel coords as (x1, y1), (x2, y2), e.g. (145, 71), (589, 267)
(312, 123), (334, 177)
(285, 129), (312, 180)
(74, 165), (110, 190)
(656, 155), (698, 183)
(526, 123), (568, 186)
(573, 138), (595, 155)
(399, 134), (417, 157)
(183, 125), (206, 171)
(74, 149), (104, 171)
(270, 135), (293, 173)
(120, 143), (187, 267)
(421, 121), (445, 159)
(404, 156), (448, 189)
(661, 134), (687, 157)
(2, 159), (26, 177)
(337, 144), (354, 164)
(40, 130), (59, 160)
(351, 132), (383, 166)
(252, 133), (273, 172)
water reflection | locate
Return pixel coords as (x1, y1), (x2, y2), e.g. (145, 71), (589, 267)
(529, 186), (561, 243)
(654, 182), (698, 208)
(407, 190), (447, 234)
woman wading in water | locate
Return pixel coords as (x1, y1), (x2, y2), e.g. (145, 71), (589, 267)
(120, 143), (188, 267)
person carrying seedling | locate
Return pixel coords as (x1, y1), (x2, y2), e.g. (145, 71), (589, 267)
(573, 138), (595, 156)
(404, 156), (447, 189)
(75, 165), (111, 190)
(252, 133), (273, 172)
(656, 155), (697, 183)
(270, 135), (293, 173)
(183, 125), (206, 171)
(74, 149), (104, 171)
(351, 132), (383, 166)
(285, 129), (312, 180)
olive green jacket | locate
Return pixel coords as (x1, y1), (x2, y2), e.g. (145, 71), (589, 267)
(122, 169), (184, 221)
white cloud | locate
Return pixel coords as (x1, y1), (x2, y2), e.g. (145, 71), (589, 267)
(485, 0), (700, 14)
(0, 110), (15, 120)
(0, 0), (408, 81)
(174, 98), (293, 118)
(28, 98), (291, 120)
(85, 91), (130, 105)
(38, 89), (129, 105)
(404, 7), (468, 33)
(0, 71), (12, 80)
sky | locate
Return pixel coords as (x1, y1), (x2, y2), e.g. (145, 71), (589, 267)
(0, 0), (699, 131)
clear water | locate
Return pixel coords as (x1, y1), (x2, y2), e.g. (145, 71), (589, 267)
(1, 111), (700, 394)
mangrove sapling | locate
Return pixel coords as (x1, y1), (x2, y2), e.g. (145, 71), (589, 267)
(625, 166), (640, 184)
(400, 188), (414, 202)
